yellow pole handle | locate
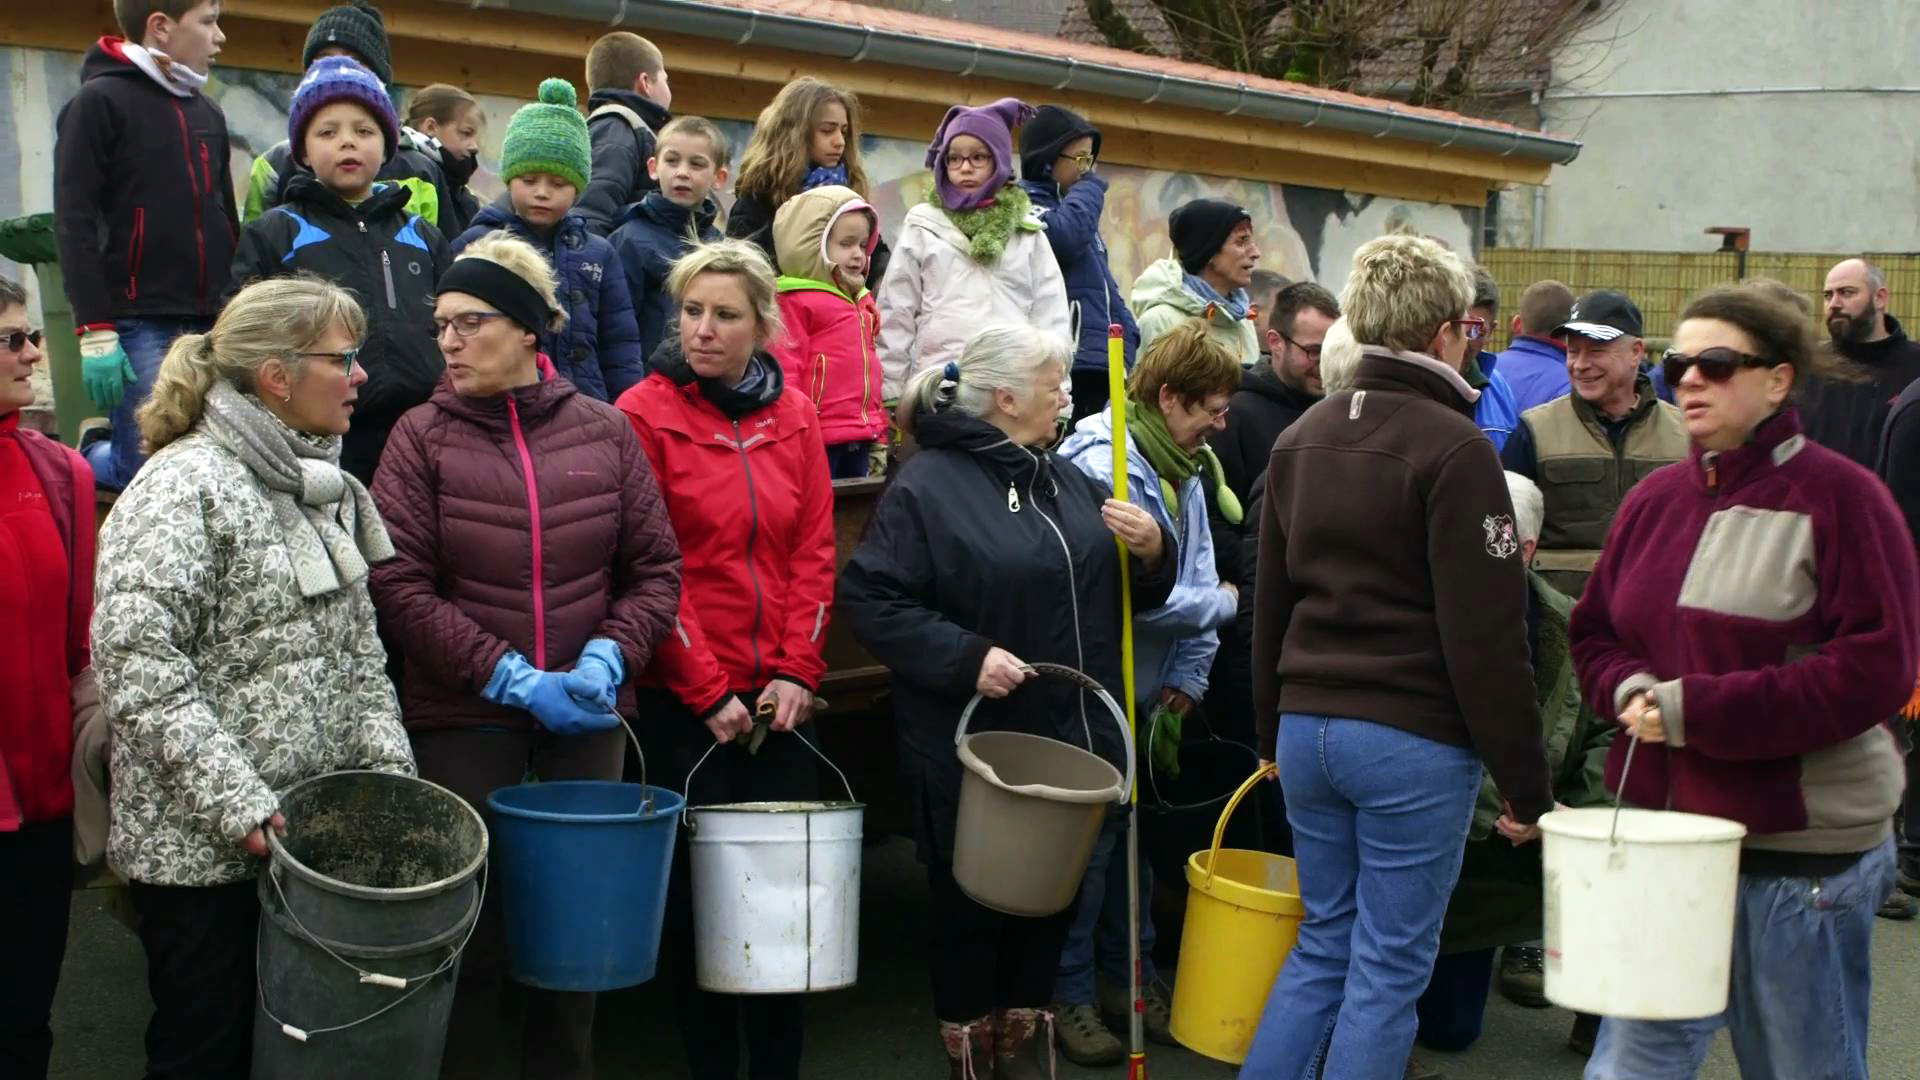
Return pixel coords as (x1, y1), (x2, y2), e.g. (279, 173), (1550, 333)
(1106, 325), (1137, 806)
(1203, 763), (1278, 889)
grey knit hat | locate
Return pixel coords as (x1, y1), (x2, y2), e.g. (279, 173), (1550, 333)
(303, 1), (392, 86)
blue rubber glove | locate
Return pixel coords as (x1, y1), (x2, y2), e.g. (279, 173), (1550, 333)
(483, 651), (620, 735)
(80, 330), (136, 410)
(563, 638), (625, 712)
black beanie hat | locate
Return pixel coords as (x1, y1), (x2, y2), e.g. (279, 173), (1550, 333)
(1170, 198), (1252, 275)
(1018, 105), (1102, 182)
(304, 1), (393, 87)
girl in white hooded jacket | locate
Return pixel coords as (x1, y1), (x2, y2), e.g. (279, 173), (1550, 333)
(876, 98), (1071, 404)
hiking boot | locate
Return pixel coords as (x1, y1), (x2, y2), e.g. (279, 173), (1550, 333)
(1898, 861), (1920, 897)
(1568, 1012), (1602, 1057)
(994, 1007), (1056, 1080)
(1052, 1002), (1123, 1066)
(1498, 945), (1549, 1008)
(1876, 889), (1918, 920)
(1404, 1055), (1448, 1080)
(940, 1015), (993, 1080)
(1096, 977), (1177, 1046)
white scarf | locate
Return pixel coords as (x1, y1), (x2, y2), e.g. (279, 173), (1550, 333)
(201, 382), (394, 598)
(119, 42), (208, 98)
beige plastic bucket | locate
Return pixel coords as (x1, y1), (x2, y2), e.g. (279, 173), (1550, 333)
(951, 663), (1133, 917)
(1539, 738), (1747, 1020)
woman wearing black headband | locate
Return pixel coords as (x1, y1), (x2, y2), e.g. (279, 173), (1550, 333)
(367, 231), (683, 1079)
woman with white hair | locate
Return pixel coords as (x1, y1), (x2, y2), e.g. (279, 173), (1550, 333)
(1243, 232), (1553, 1078)
(837, 322), (1173, 1080)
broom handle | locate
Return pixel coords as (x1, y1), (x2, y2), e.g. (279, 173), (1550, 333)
(1108, 325), (1149, 1078)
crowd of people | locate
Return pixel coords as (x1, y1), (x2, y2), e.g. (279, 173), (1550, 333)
(1, 1), (1918, 1079)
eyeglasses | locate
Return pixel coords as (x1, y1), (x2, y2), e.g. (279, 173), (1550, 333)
(299, 347), (361, 374)
(1448, 317), (1488, 342)
(1059, 152), (1097, 172)
(1279, 332), (1322, 360)
(2, 329), (43, 353)
(1192, 400), (1231, 422)
(433, 311), (509, 339)
(1661, 347), (1777, 387)
(944, 152), (994, 171)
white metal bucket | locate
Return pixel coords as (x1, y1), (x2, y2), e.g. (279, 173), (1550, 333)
(685, 734), (864, 994)
(1539, 738), (1746, 1020)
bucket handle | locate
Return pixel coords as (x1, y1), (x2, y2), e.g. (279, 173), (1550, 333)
(1607, 731), (1642, 847)
(679, 727), (858, 829)
(1202, 763), (1277, 890)
(953, 661), (1136, 806)
(257, 857), (488, 1044)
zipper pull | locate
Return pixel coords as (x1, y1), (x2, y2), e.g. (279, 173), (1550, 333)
(358, 221), (368, 233)
(1703, 452), (1718, 491)
(1007, 483), (1021, 513)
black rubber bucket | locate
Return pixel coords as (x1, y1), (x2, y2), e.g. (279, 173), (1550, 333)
(252, 770), (487, 1080)
(1140, 737), (1263, 969)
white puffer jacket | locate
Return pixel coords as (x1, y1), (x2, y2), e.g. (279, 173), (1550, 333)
(875, 199), (1072, 401)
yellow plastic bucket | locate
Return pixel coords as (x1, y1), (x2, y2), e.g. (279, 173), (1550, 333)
(1169, 764), (1303, 1065)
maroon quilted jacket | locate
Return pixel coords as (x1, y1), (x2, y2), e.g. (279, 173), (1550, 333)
(369, 366), (682, 731)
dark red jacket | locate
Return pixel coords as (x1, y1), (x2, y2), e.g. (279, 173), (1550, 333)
(369, 365), (682, 731)
(0, 416), (94, 828)
(615, 348), (837, 713)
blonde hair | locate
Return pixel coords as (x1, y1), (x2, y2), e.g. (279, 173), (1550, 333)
(1341, 233), (1474, 353)
(454, 231), (568, 333)
(734, 77), (869, 204)
(586, 31), (664, 91)
(1127, 319), (1240, 409)
(406, 84), (481, 128)
(667, 238), (784, 345)
(138, 276), (367, 453)
(897, 322), (1070, 438)
(1317, 317), (1364, 395)
(657, 115), (734, 171)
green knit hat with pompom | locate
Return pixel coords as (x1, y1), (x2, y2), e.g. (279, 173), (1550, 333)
(500, 78), (592, 192)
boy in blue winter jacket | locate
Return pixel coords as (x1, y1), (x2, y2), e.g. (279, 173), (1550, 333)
(610, 116), (729, 360)
(452, 78), (644, 401)
(1019, 105), (1139, 424)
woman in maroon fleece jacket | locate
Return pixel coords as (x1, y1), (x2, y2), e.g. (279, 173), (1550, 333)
(0, 276), (94, 1077)
(1571, 283), (1920, 1080)
(369, 233), (682, 1079)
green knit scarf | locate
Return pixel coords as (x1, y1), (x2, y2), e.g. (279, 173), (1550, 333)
(1127, 404), (1243, 527)
(927, 179), (1033, 264)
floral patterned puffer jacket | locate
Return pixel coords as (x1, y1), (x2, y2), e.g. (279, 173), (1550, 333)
(92, 433), (415, 887)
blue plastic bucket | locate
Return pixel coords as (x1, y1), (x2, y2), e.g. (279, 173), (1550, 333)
(486, 781), (683, 992)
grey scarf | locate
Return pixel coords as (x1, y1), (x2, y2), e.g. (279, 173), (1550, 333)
(201, 382), (394, 597)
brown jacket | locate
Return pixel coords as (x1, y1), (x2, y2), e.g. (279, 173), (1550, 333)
(1251, 347), (1552, 822)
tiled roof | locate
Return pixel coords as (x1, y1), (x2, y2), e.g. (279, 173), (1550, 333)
(929, 0), (1071, 39)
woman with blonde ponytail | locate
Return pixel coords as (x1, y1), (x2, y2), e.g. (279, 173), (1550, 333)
(92, 276), (416, 1080)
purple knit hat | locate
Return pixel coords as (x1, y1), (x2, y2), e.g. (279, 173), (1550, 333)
(289, 55), (400, 167)
(925, 97), (1036, 211)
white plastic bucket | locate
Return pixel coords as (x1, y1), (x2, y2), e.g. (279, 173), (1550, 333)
(685, 734), (864, 994)
(1539, 790), (1746, 1019)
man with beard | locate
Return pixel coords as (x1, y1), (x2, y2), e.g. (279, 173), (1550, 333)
(1800, 258), (1920, 467)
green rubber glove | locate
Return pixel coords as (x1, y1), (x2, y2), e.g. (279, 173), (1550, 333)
(1149, 701), (1183, 779)
(80, 330), (136, 410)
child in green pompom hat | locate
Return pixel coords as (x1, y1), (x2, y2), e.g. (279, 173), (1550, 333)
(450, 77), (646, 401)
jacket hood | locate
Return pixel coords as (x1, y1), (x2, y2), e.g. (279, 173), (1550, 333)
(427, 357), (578, 430)
(913, 409), (1056, 490)
(282, 173), (414, 218)
(81, 39), (137, 82)
(586, 87), (671, 130)
(649, 334), (787, 417)
(1239, 363), (1320, 411)
(1018, 105), (1101, 182)
(773, 185), (878, 288)
(618, 191), (720, 235)
(1131, 257), (1211, 320)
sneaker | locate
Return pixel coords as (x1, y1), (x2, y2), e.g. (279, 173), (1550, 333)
(1569, 1012), (1602, 1056)
(1052, 1002), (1123, 1066)
(1878, 889), (1919, 920)
(1498, 945), (1549, 1008)
(1096, 977), (1177, 1047)
(1404, 1055), (1447, 1080)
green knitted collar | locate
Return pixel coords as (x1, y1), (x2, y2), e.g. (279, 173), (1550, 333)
(926, 179), (1034, 263)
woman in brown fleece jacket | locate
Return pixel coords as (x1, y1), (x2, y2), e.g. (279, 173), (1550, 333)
(1241, 233), (1551, 1080)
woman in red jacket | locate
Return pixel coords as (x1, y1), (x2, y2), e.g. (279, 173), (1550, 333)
(615, 238), (837, 1080)
(369, 232), (682, 1080)
(0, 275), (94, 1079)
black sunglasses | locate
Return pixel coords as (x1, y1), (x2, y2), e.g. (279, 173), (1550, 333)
(3, 329), (44, 353)
(1661, 347), (1777, 387)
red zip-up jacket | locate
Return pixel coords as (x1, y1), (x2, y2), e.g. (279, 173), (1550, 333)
(0, 415), (95, 829)
(770, 284), (886, 446)
(616, 349), (837, 713)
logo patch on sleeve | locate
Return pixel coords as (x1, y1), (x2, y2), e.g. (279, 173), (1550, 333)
(1483, 514), (1519, 559)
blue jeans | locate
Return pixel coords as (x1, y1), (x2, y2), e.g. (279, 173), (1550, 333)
(85, 317), (210, 492)
(1584, 837), (1896, 1080)
(1240, 715), (1481, 1080)
(1055, 808), (1156, 1005)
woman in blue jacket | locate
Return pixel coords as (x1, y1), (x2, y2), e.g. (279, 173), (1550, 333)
(1019, 106), (1139, 424)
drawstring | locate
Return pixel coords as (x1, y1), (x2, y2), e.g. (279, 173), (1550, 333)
(959, 1018), (982, 1080)
(1041, 1009), (1057, 1080)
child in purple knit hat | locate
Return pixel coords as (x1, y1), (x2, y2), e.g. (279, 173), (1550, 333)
(874, 97), (1072, 409)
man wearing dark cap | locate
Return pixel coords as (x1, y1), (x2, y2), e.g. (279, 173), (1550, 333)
(241, 1), (456, 229)
(1019, 105), (1140, 423)
(1130, 198), (1263, 367)
(1500, 289), (1687, 596)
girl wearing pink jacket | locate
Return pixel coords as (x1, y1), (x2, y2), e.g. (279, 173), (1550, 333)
(770, 185), (884, 478)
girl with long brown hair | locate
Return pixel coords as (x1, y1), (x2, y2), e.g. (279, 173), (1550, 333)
(726, 76), (889, 284)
